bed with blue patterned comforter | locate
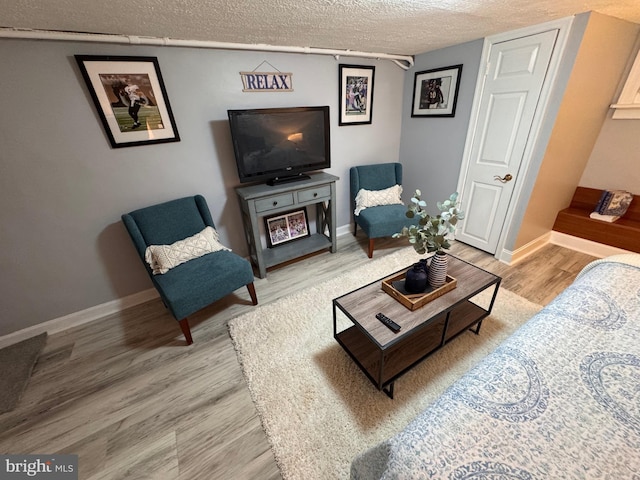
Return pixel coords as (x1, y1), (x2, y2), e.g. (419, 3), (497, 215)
(351, 255), (640, 479)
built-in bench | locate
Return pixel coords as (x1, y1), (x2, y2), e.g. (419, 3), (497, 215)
(552, 186), (640, 253)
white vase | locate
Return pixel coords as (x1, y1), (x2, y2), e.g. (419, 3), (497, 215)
(428, 251), (448, 288)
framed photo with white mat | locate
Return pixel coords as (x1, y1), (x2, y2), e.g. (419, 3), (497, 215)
(411, 64), (463, 117)
(75, 55), (180, 148)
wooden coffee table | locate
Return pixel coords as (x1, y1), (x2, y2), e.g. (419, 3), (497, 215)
(332, 255), (501, 398)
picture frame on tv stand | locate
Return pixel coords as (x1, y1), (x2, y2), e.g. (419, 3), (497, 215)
(264, 208), (310, 248)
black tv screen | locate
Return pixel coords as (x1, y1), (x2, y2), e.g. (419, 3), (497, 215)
(227, 106), (331, 185)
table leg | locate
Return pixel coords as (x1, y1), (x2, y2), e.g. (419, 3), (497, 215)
(383, 382), (394, 399)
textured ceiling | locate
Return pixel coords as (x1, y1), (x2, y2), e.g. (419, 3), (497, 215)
(1, 0), (640, 55)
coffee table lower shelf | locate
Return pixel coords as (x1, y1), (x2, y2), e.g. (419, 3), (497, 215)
(334, 299), (493, 398)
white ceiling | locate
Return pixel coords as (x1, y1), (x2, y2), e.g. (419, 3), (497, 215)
(1, 0), (640, 56)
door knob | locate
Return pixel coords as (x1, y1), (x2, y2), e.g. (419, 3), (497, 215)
(494, 174), (513, 183)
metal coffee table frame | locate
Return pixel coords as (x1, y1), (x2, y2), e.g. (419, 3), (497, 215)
(333, 255), (501, 398)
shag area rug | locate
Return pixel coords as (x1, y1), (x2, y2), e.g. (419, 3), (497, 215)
(228, 248), (542, 479)
(0, 332), (47, 413)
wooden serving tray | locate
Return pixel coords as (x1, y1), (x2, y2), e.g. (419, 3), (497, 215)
(381, 269), (457, 311)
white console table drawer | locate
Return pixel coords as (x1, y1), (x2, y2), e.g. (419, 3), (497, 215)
(297, 185), (331, 203)
(255, 193), (295, 213)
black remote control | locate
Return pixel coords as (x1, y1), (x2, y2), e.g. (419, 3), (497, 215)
(376, 313), (401, 332)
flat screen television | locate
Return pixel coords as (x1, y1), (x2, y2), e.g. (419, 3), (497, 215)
(227, 106), (331, 185)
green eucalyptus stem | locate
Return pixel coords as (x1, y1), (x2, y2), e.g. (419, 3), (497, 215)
(392, 190), (465, 255)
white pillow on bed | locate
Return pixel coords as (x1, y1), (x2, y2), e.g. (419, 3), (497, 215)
(145, 226), (230, 275)
(354, 184), (403, 216)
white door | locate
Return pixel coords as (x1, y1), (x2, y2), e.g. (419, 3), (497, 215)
(456, 29), (558, 254)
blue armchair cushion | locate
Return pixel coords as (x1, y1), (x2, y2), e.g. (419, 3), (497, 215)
(355, 204), (410, 239)
(153, 249), (254, 320)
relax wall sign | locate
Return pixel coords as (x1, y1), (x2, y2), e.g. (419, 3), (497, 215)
(240, 61), (293, 92)
(240, 71), (293, 92)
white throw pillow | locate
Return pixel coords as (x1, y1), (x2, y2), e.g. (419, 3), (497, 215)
(145, 226), (230, 275)
(354, 184), (403, 216)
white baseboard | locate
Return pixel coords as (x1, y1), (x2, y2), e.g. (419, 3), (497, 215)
(498, 232), (551, 265)
(336, 224), (352, 237)
(497, 231), (633, 267)
(0, 288), (159, 349)
(549, 231), (633, 258)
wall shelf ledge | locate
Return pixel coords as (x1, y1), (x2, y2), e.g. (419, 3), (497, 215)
(610, 103), (640, 109)
(611, 46), (640, 119)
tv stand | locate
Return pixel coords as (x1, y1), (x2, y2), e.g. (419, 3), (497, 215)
(236, 172), (339, 278)
(267, 173), (311, 186)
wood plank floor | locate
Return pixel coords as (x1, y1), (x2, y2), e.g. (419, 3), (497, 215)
(0, 234), (596, 479)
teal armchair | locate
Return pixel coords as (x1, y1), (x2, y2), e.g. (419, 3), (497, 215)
(350, 163), (409, 258)
(122, 195), (257, 345)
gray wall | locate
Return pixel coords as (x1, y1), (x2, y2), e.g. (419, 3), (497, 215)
(0, 39), (404, 336)
(398, 39), (484, 208)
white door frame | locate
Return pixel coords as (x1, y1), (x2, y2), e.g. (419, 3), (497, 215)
(455, 16), (574, 263)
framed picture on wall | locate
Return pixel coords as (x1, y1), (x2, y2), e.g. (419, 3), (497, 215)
(339, 64), (375, 125)
(75, 55), (180, 148)
(411, 64), (463, 117)
(264, 208), (310, 247)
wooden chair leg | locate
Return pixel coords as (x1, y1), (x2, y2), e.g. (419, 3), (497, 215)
(247, 282), (258, 305)
(353, 221), (358, 236)
(178, 318), (193, 345)
(368, 238), (374, 258)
